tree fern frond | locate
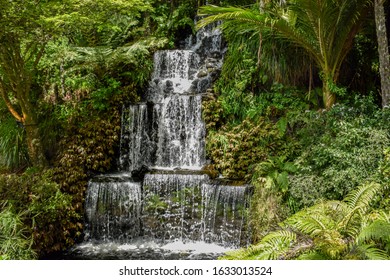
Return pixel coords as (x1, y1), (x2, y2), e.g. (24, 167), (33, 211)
(337, 205), (364, 237)
(322, 200), (350, 220)
(313, 229), (347, 259)
(219, 247), (255, 260)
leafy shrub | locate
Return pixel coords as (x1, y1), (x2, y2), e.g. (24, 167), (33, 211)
(0, 114), (29, 170)
(90, 78), (121, 111)
(0, 169), (79, 256)
(0, 206), (37, 260)
(222, 182), (390, 260)
(207, 117), (283, 180)
(288, 101), (390, 208)
(248, 180), (288, 243)
(202, 98), (224, 131)
(51, 108), (122, 249)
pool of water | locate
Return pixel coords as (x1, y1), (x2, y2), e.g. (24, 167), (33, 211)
(52, 238), (233, 260)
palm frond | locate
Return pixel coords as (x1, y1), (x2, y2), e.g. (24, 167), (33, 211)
(197, 6), (267, 30)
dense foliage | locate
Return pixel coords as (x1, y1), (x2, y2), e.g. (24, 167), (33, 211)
(1, 0), (389, 259)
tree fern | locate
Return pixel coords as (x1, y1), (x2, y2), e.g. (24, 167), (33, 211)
(297, 250), (328, 260)
(255, 230), (297, 260)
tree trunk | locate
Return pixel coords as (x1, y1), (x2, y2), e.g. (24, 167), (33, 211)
(375, 0), (390, 107)
(323, 79), (336, 110)
(23, 112), (48, 167)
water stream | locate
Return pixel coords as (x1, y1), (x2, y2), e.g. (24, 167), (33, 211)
(65, 22), (251, 260)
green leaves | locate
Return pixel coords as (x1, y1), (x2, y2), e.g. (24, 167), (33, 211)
(0, 206), (37, 260)
(206, 117), (283, 180)
(197, 0), (371, 108)
(221, 230), (296, 260)
(227, 182), (390, 260)
(289, 102), (390, 208)
(344, 182), (382, 211)
(0, 114), (29, 169)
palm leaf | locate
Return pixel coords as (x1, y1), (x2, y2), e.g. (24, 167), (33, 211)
(197, 1), (370, 108)
(197, 6), (267, 30)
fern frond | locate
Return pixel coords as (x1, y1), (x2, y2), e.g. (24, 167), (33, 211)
(296, 250), (328, 260)
(221, 230), (296, 260)
(253, 230), (297, 260)
(354, 244), (390, 260)
(344, 183), (382, 211)
(285, 207), (335, 236)
(219, 247), (255, 260)
(338, 205), (364, 238)
(357, 220), (390, 244)
(313, 229), (347, 259)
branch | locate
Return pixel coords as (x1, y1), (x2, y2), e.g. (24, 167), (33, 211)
(33, 42), (47, 68)
(0, 80), (23, 122)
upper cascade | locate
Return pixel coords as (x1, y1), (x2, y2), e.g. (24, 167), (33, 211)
(76, 22), (252, 260)
(120, 22), (225, 172)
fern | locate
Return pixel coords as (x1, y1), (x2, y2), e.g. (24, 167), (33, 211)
(285, 205), (336, 237)
(357, 220), (390, 244)
(297, 250), (328, 260)
(351, 244), (390, 260)
(344, 182), (382, 210)
(221, 230), (296, 260)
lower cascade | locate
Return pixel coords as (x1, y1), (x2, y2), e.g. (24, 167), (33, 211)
(66, 22), (252, 260)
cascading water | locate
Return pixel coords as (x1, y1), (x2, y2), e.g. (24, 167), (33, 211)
(65, 21), (252, 260)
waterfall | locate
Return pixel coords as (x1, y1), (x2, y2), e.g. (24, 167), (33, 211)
(84, 175), (142, 242)
(76, 21), (251, 260)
